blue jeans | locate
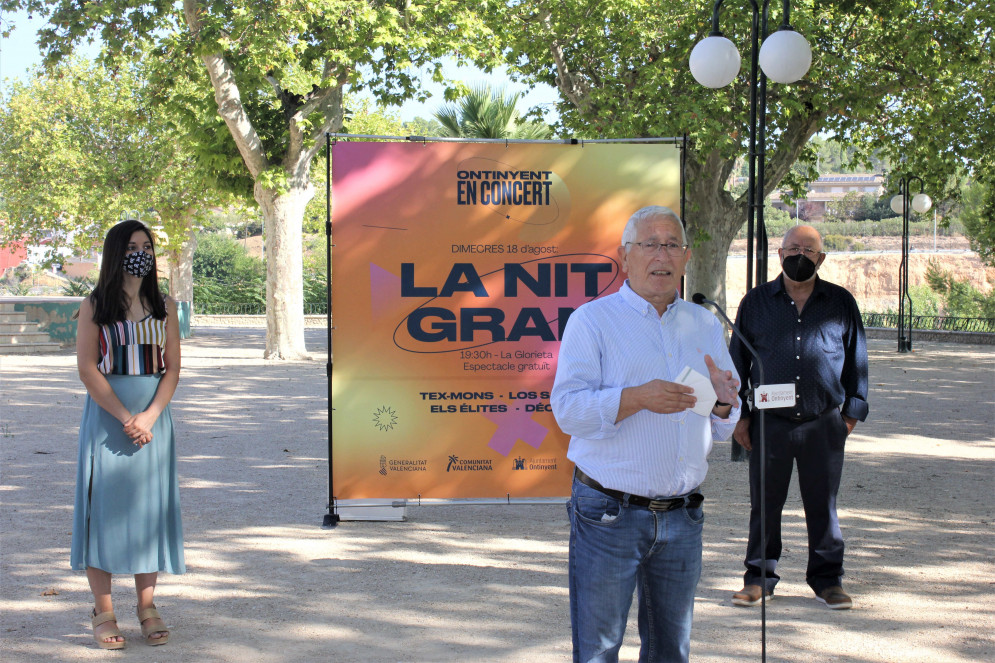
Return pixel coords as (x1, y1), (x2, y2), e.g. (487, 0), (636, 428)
(568, 476), (704, 663)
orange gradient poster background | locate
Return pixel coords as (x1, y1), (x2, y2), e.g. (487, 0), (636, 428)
(331, 141), (681, 499)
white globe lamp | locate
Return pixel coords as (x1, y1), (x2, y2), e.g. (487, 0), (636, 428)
(890, 195), (904, 215)
(911, 193), (932, 214)
(758, 29), (812, 84)
(690, 36), (742, 88)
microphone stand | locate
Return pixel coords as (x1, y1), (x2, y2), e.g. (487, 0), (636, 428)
(693, 294), (768, 663)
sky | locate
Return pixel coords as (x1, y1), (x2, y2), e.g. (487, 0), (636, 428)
(0, 8), (561, 123)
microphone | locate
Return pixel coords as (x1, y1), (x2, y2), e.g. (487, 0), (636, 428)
(692, 294), (763, 380)
(693, 292), (770, 656)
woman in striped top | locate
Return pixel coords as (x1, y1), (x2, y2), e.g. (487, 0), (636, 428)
(72, 219), (183, 649)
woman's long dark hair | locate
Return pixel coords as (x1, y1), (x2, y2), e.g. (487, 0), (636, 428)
(89, 220), (167, 325)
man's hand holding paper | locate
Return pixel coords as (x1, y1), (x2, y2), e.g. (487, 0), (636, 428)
(676, 354), (740, 417)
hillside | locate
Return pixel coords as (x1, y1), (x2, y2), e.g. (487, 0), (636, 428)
(724, 235), (992, 313)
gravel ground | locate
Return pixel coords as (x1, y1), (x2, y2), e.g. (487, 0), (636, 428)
(1, 329), (992, 662)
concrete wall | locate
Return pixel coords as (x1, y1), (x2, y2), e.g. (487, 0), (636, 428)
(1, 297), (191, 345)
(191, 314), (328, 328)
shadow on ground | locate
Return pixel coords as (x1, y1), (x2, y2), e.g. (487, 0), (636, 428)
(0, 334), (991, 662)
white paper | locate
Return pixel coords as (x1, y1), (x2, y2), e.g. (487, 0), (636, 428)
(674, 365), (718, 417)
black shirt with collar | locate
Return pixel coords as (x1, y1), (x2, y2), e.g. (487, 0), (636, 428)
(730, 274), (869, 422)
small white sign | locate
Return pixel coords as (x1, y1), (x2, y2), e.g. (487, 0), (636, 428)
(753, 383), (796, 410)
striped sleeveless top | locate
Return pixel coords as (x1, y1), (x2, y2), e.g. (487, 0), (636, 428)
(97, 313), (167, 376)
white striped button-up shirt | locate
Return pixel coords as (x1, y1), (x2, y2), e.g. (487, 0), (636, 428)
(551, 282), (740, 498)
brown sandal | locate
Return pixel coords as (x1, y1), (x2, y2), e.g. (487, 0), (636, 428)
(91, 610), (125, 650)
(137, 606), (169, 646)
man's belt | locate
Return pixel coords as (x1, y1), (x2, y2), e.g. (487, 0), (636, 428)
(767, 405), (840, 424)
(574, 468), (703, 512)
(767, 412), (820, 424)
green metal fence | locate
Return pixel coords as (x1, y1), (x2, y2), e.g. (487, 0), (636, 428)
(863, 313), (995, 333)
(193, 303), (992, 333)
(194, 302), (328, 315)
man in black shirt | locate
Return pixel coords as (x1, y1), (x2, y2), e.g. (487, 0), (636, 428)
(728, 225), (869, 610)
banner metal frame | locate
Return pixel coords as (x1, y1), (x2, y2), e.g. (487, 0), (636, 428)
(322, 133), (688, 527)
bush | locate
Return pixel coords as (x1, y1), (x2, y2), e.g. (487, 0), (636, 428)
(192, 232), (265, 307)
(822, 235), (867, 252)
(822, 234), (847, 251)
(0, 264), (37, 295)
(303, 235), (328, 306)
(881, 284), (942, 316)
(61, 277), (95, 297)
(925, 260), (995, 318)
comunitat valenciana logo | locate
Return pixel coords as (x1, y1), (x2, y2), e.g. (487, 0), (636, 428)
(445, 455), (494, 472)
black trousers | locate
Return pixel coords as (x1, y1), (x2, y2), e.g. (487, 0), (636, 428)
(743, 406), (848, 595)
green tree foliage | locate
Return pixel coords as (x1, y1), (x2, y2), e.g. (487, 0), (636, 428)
(4, 0), (497, 358)
(824, 191), (867, 224)
(403, 116), (446, 137)
(763, 203), (792, 229)
(856, 195), (894, 223)
(957, 178), (995, 267)
(435, 84), (552, 139)
(925, 260), (995, 319)
(905, 284), (942, 317)
(819, 192), (894, 224)
(800, 136), (889, 176)
(1, 58), (187, 255)
(483, 0), (992, 306)
(0, 56), (230, 298)
(302, 234), (328, 307)
(191, 232), (265, 307)
(303, 96), (408, 233)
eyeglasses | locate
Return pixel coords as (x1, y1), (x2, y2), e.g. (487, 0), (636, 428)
(626, 241), (688, 256)
(781, 246), (823, 257)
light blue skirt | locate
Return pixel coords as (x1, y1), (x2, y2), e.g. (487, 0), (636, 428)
(71, 374), (185, 574)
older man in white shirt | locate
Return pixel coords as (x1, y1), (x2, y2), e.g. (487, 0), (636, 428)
(552, 206), (740, 663)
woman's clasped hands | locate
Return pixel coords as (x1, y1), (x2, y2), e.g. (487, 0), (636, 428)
(123, 411), (156, 447)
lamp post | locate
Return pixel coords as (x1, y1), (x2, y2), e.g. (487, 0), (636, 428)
(690, 0), (812, 295)
(890, 178), (932, 353)
(690, 0), (811, 467)
(691, 4), (810, 662)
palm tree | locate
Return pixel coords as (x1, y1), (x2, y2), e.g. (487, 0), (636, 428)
(434, 85), (552, 139)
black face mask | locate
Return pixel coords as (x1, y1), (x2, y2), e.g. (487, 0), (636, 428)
(781, 253), (817, 282)
(123, 251), (154, 278)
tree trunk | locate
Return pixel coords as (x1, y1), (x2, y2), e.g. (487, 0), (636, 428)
(255, 180), (313, 360)
(184, 0), (345, 359)
(683, 155), (743, 313)
(167, 233), (197, 303)
(681, 115), (822, 313)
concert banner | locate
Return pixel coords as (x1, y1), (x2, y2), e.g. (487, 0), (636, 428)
(331, 141), (681, 499)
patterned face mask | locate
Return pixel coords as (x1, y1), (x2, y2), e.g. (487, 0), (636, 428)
(123, 251), (154, 278)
